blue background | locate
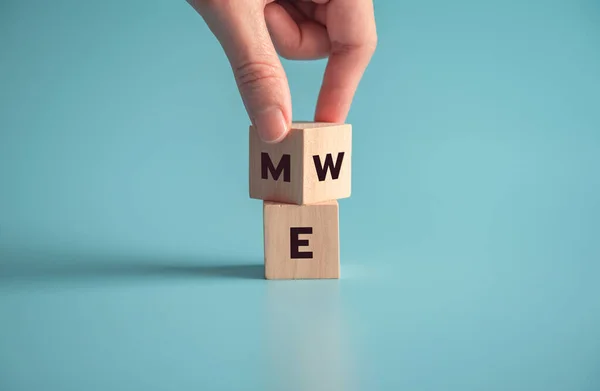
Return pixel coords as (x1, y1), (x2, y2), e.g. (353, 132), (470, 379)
(1, 1), (599, 390)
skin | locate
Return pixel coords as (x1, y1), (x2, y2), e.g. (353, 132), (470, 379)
(187, 0), (377, 143)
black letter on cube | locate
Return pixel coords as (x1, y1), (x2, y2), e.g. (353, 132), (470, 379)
(290, 227), (313, 259)
(313, 152), (345, 181)
(261, 153), (291, 182)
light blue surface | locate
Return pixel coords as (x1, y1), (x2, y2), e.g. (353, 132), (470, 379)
(1, 1), (600, 390)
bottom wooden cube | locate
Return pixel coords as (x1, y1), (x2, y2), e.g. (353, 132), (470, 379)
(263, 200), (340, 280)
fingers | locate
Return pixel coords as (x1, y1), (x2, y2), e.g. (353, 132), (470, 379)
(264, 1), (330, 60)
(189, 0), (291, 143)
(315, 0), (377, 123)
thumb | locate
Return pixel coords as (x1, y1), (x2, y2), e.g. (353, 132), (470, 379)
(192, 1), (291, 143)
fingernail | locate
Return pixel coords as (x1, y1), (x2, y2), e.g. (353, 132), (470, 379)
(254, 107), (288, 143)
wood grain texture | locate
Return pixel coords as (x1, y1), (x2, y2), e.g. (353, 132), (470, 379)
(263, 200), (340, 280)
(302, 123), (352, 204)
(249, 122), (351, 205)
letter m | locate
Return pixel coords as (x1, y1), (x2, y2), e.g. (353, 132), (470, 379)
(261, 152), (291, 182)
(313, 152), (345, 181)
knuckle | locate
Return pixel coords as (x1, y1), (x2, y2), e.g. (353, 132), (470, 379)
(368, 34), (379, 54)
(330, 41), (355, 56)
(331, 37), (378, 58)
(234, 61), (284, 90)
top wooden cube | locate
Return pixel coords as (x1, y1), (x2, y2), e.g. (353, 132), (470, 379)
(249, 122), (352, 205)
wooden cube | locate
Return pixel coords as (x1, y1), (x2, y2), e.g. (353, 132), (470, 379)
(263, 200), (340, 280)
(250, 122), (351, 205)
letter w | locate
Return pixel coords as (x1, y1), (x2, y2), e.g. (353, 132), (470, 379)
(261, 153), (291, 182)
(313, 152), (345, 181)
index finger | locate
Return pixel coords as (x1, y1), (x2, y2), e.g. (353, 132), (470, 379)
(315, 0), (377, 123)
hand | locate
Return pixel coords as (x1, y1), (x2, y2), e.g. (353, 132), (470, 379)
(188, 0), (377, 143)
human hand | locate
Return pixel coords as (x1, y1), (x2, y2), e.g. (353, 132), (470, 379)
(188, 0), (377, 143)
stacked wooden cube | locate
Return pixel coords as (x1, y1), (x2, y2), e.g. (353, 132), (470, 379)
(249, 122), (352, 279)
